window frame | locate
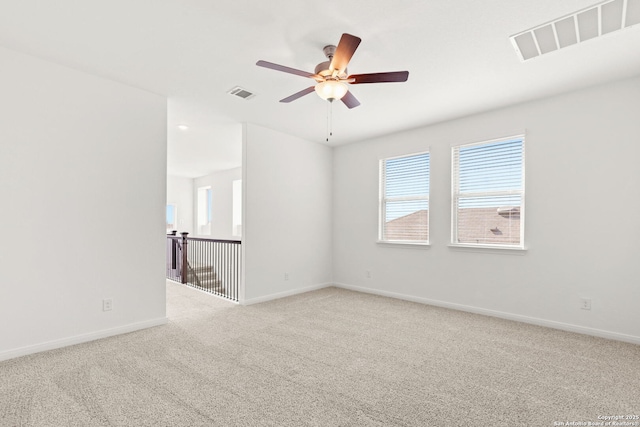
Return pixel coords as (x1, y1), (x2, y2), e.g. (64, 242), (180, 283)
(378, 150), (431, 245)
(166, 203), (177, 233)
(451, 135), (525, 250)
(197, 186), (213, 235)
(232, 179), (242, 237)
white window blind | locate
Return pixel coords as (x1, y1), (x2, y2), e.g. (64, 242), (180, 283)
(380, 152), (430, 243)
(197, 186), (213, 235)
(232, 179), (242, 237)
(452, 136), (524, 247)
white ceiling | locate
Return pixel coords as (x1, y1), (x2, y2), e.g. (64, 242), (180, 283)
(2, 0), (639, 177)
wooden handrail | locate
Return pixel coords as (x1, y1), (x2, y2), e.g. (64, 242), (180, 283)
(166, 235), (240, 245)
(186, 237), (241, 244)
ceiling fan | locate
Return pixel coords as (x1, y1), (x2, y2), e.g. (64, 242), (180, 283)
(256, 33), (409, 109)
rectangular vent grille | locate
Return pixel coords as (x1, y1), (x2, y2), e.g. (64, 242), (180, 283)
(228, 86), (256, 100)
(510, 0), (640, 61)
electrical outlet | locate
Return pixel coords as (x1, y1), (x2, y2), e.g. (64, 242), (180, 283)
(284, 273), (289, 281)
(580, 298), (591, 310)
(103, 298), (113, 312)
(365, 270), (371, 279)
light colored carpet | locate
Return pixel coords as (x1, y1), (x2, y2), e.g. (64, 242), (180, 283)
(1, 282), (639, 426)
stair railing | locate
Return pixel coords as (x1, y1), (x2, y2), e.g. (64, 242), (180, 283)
(166, 231), (241, 302)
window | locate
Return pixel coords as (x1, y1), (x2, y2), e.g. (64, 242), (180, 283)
(452, 135), (525, 248)
(379, 151), (430, 243)
(166, 204), (177, 233)
(232, 179), (242, 237)
(197, 186), (212, 235)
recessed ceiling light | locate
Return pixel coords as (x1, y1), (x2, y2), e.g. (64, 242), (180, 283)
(177, 124), (189, 131)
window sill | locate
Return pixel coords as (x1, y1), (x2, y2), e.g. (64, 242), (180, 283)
(448, 244), (527, 255)
(377, 240), (431, 249)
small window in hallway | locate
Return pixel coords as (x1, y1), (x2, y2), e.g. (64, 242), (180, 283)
(166, 204), (177, 233)
(232, 180), (242, 237)
(197, 186), (212, 235)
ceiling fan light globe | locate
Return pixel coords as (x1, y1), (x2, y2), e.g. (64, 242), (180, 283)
(315, 80), (348, 101)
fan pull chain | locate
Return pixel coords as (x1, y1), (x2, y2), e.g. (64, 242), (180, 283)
(326, 100), (334, 142)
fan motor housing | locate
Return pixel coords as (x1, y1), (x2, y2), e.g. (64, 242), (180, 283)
(314, 61), (331, 76)
(315, 45), (347, 78)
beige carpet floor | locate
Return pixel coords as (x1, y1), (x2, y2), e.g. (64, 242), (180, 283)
(1, 281), (639, 426)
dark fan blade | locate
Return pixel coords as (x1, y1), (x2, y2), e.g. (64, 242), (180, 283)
(256, 60), (317, 79)
(348, 71), (409, 84)
(341, 90), (361, 109)
(280, 86), (316, 103)
(329, 33), (361, 74)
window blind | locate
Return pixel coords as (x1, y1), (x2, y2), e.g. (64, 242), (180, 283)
(380, 152), (430, 242)
(452, 136), (524, 247)
(197, 186), (213, 228)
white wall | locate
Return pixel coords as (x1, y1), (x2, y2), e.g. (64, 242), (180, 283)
(0, 47), (167, 360)
(243, 123), (332, 303)
(167, 174), (194, 234)
(333, 75), (640, 343)
(193, 167), (242, 240)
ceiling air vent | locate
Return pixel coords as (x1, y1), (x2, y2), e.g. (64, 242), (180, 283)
(228, 86), (256, 100)
(510, 0), (640, 61)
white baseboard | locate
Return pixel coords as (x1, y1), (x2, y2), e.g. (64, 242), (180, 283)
(241, 282), (332, 306)
(333, 282), (640, 345)
(0, 317), (168, 362)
